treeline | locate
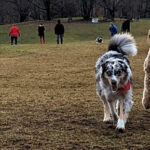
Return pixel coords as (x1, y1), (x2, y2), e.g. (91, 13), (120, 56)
(0, 0), (150, 24)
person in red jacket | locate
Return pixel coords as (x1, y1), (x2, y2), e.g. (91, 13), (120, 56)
(9, 24), (20, 45)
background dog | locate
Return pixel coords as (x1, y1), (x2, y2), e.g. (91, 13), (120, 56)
(95, 33), (137, 131)
(96, 36), (103, 44)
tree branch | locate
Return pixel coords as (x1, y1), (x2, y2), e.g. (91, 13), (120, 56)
(28, 0), (47, 11)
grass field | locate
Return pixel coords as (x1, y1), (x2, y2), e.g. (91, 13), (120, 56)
(0, 19), (150, 150)
(0, 19), (150, 44)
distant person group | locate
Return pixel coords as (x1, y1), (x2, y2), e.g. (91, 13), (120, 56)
(9, 19), (132, 45)
(9, 20), (65, 45)
(109, 19), (130, 36)
(38, 20), (64, 44)
(38, 19), (65, 44)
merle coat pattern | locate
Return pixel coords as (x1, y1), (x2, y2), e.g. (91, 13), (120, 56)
(95, 33), (137, 130)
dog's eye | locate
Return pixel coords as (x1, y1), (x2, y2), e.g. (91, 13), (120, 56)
(116, 70), (122, 76)
(106, 71), (112, 76)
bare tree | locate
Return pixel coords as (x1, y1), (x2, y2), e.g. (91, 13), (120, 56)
(119, 0), (140, 19)
(6, 0), (31, 22)
(0, 1), (4, 24)
(141, 0), (150, 18)
(42, 0), (51, 20)
(29, 0), (59, 20)
(80, 0), (96, 20)
(98, 0), (121, 20)
(58, 0), (79, 18)
(1, 0), (150, 24)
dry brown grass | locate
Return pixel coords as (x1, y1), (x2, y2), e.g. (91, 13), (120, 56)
(0, 38), (150, 149)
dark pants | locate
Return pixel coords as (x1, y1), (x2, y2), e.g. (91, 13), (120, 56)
(57, 34), (63, 44)
(39, 34), (45, 40)
(39, 34), (45, 44)
(11, 36), (18, 45)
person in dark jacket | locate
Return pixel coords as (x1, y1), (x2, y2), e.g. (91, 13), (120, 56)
(9, 24), (20, 45)
(55, 20), (64, 44)
(38, 24), (45, 44)
(109, 23), (118, 36)
(121, 19), (130, 33)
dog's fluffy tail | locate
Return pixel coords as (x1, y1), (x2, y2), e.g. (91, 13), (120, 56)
(108, 33), (137, 56)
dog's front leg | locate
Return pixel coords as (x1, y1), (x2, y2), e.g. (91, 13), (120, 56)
(116, 100), (125, 130)
(102, 100), (112, 122)
(109, 101), (118, 124)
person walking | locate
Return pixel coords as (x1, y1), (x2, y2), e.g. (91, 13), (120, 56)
(54, 20), (64, 44)
(38, 23), (45, 44)
(9, 24), (20, 45)
(109, 23), (118, 36)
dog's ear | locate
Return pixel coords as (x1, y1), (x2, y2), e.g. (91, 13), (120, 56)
(118, 61), (128, 73)
(101, 63), (108, 76)
(95, 64), (100, 73)
(122, 64), (128, 73)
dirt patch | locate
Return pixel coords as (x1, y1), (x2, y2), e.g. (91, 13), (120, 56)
(0, 41), (150, 149)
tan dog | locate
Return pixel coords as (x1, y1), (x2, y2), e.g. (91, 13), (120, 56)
(142, 30), (150, 109)
(147, 30), (150, 46)
(142, 49), (150, 109)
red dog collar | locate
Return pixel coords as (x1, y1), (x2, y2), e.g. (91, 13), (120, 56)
(118, 81), (130, 93)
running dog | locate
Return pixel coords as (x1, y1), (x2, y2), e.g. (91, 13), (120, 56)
(95, 33), (137, 131)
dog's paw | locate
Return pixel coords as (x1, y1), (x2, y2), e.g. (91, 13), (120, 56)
(116, 119), (125, 131)
(103, 117), (113, 123)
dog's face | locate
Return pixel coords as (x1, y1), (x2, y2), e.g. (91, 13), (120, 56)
(102, 60), (128, 92)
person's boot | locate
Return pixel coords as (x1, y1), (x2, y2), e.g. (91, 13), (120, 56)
(40, 39), (42, 44)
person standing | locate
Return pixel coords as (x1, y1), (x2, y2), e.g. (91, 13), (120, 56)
(38, 24), (45, 44)
(121, 19), (130, 33)
(109, 23), (118, 36)
(54, 20), (64, 44)
(9, 24), (20, 45)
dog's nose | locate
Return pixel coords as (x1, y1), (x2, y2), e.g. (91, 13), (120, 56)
(143, 101), (150, 109)
(144, 104), (150, 109)
(111, 80), (117, 85)
(145, 105), (150, 109)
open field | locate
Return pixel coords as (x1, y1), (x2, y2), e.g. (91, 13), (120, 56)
(0, 19), (150, 44)
(0, 19), (150, 149)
